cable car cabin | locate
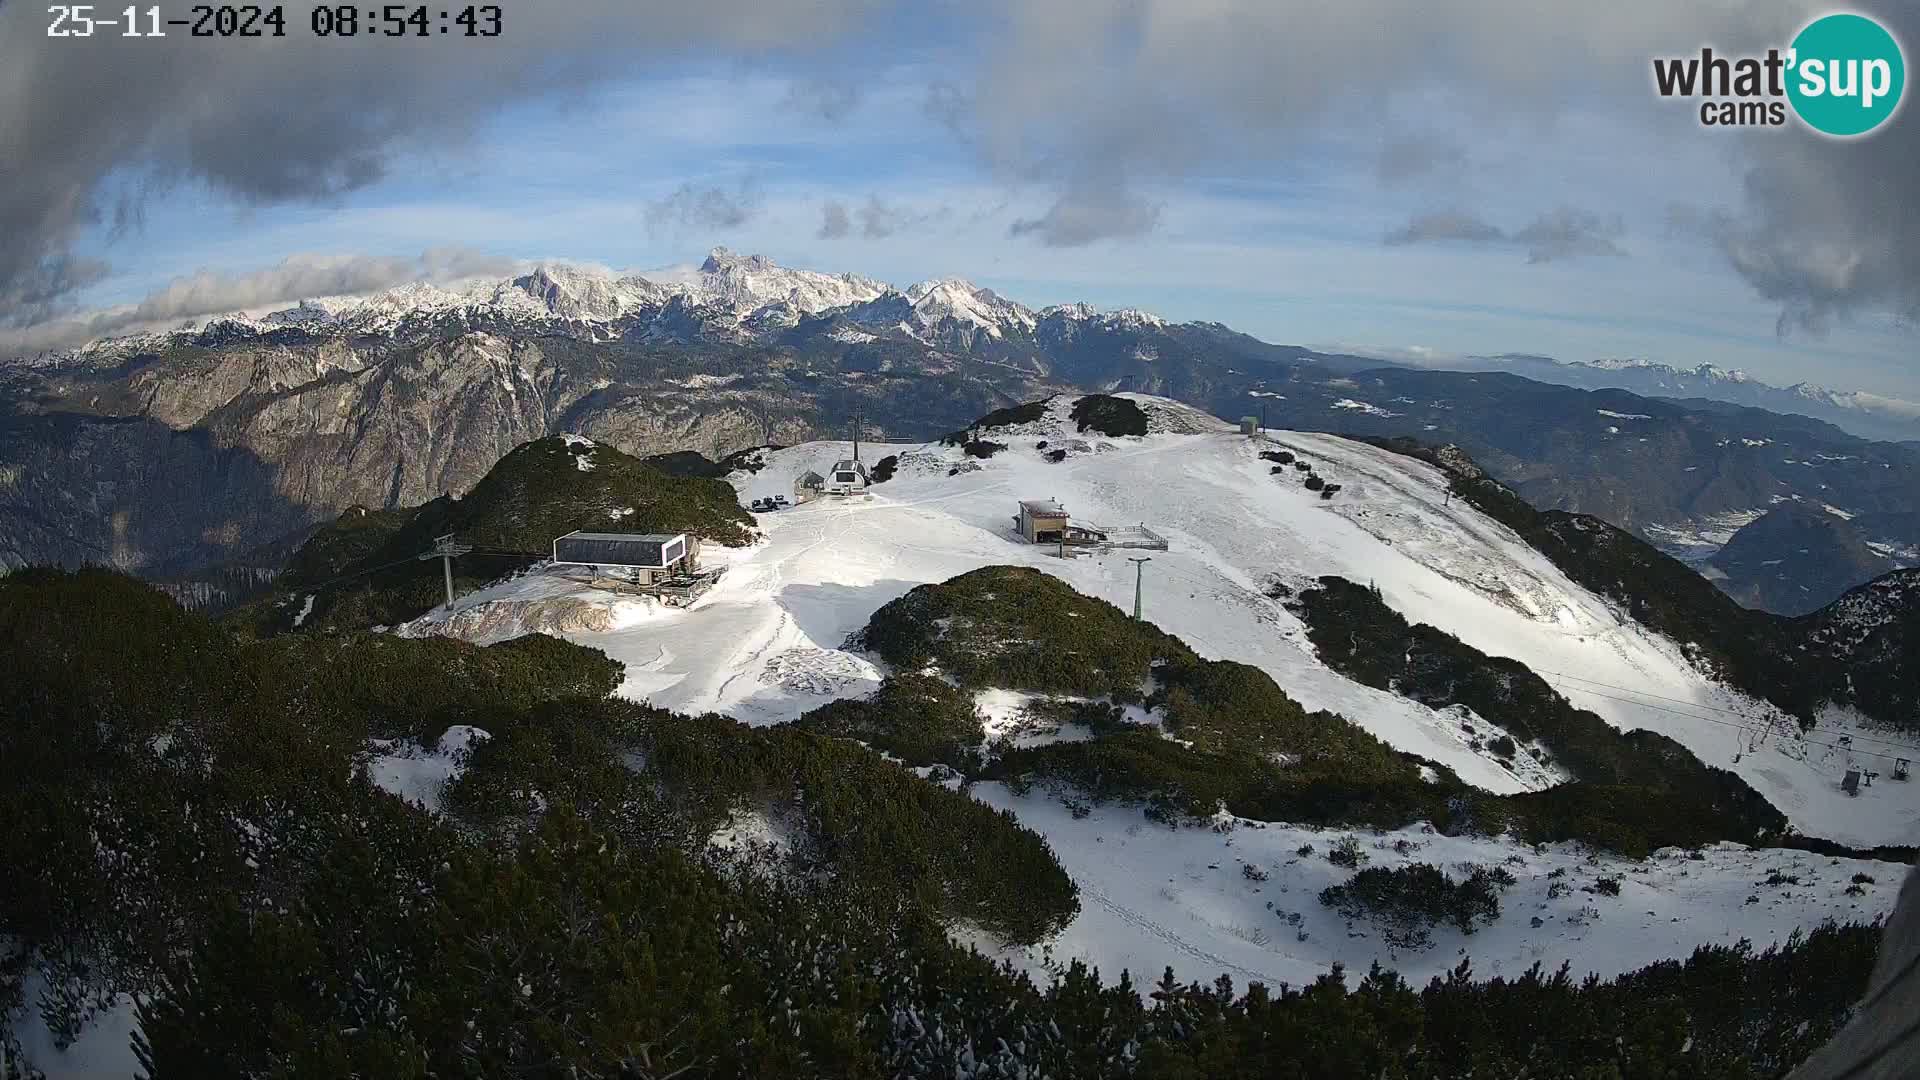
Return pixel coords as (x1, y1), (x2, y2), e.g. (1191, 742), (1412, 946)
(826, 459), (869, 495)
(552, 531), (691, 585)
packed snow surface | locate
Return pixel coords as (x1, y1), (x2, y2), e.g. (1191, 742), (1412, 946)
(417, 395), (1920, 844)
(405, 393), (1917, 991)
(959, 795), (1902, 996)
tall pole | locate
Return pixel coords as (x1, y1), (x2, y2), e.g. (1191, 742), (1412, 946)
(418, 533), (472, 611)
(1129, 556), (1151, 620)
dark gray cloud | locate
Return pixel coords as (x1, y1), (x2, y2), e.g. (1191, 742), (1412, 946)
(0, 0), (884, 326)
(1512, 208), (1628, 263)
(0, 249), (514, 355)
(1670, 4), (1920, 334)
(0, 256), (111, 329)
(1376, 135), (1468, 185)
(818, 200), (853, 239)
(1385, 212), (1507, 247)
(818, 196), (947, 240)
(857, 196), (946, 239)
(645, 181), (761, 231)
(781, 78), (863, 122)
(922, 81), (973, 140)
(1010, 177), (1160, 247)
(965, 1), (1799, 247)
(6, 0), (1912, 334)
(1387, 208), (1625, 263)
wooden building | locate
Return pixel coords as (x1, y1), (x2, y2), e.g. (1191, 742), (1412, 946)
(793, 470), (826, 504)
(1015, 499), (1072, 543)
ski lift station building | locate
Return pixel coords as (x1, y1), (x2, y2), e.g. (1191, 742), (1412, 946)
(826, 458), (870, 495)
(552, 531), (694, 585)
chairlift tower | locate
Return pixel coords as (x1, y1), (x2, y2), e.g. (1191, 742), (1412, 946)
(1128, 556), (1152, 621)
(418, 533), (474, 610)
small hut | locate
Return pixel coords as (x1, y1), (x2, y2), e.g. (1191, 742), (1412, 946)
(793, 470), (826, 504)
(1239, 416), (1259, 435)
(1015, 499), (1072, 543)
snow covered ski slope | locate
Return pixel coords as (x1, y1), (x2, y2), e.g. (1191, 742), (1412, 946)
(414, 394), (1920, 847)
(403, 393), (1918, 991)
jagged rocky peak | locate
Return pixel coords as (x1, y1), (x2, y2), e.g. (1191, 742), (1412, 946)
(694, 247), (888, 315)
(699, 246), (763, 274)
(899, 277), (1035, 335)
(1041, 301), (1100, 320)
(506, 264), (663, 321)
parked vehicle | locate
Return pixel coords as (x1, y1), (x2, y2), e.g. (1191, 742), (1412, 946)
(772, 495), (790, 507)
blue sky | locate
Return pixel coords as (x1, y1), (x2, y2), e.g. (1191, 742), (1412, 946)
(11, 1), (1918, 399)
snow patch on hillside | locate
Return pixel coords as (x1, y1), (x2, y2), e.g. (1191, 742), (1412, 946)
(364, 724), (490, 814)
(1643, 509), (1769, 564)
(3, 973), (141, 1080)
(960, 792), (1904, 997)
(1332, 398), (1400, 418)
(399, 573), (673, 644)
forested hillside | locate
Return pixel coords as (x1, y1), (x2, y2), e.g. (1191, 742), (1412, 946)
(0, 568), (1892, 1077)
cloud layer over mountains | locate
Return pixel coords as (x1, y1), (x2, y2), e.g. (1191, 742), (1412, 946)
(1, 0), (1914, 341)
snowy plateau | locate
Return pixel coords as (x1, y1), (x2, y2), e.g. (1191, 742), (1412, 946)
(373, 394), (1919, 1000)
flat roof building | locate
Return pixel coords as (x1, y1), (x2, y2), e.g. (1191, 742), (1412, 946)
(1016, 499), (1072, 543)
(552, 531), (690, 583)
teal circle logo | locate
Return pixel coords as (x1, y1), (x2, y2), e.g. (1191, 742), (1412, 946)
(1787, 13), (1905, 137)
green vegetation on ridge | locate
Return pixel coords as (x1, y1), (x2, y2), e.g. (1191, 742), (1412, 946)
(240, 436), (756, 634)
(1070, 393), (1150, 436)
(1351, 434), (1920, 736)
(847, 565), (1791, 855)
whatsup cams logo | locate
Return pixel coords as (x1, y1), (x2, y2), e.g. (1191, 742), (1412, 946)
(1653, 11), (1906, 137)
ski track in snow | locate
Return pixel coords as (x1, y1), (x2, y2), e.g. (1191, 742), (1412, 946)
(395, 396), (1919, 998)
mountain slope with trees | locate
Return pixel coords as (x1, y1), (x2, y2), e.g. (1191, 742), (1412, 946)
(234, 435), (754, 634)
(0, 567), (1894, 1079)
(1352, 435), (1920, 737)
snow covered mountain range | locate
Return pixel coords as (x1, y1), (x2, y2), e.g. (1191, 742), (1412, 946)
(1438, 354), (1920, 445)
(18, 251), (1918, 449)
(19, 248), (1179, 364)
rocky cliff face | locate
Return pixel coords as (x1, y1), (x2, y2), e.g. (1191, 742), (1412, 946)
(0, 331), (1048, 578)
